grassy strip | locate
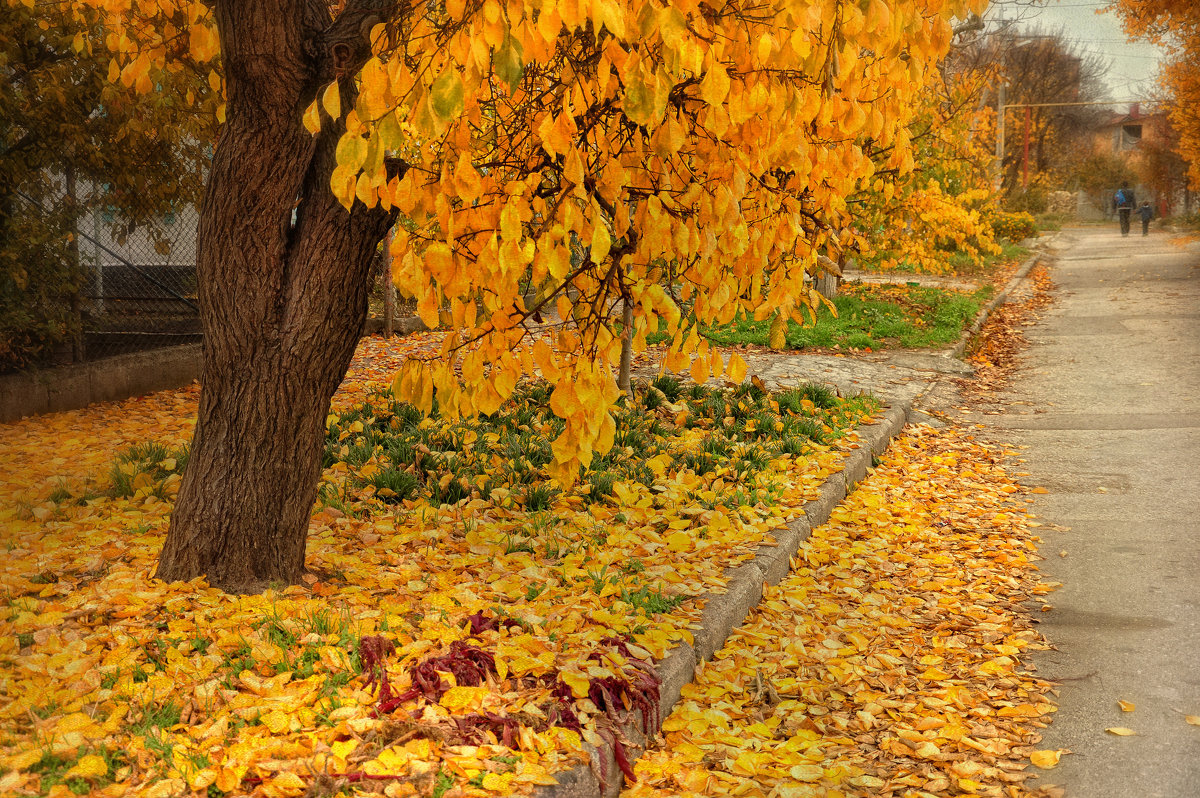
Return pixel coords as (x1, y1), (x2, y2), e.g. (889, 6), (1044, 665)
(699, 283), (993, 352)
(318, 377), (874, 516)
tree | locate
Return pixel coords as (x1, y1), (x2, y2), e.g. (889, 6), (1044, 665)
(61, 0), (985, 592)
(1112, 0), (1200, 189)
(0, 2), (214, 369)
(1071, 152), (1138, 213)
(955, 25), (1110, 198)
(1134, 115), (1190, 212)
(851, 60), (1001, 274)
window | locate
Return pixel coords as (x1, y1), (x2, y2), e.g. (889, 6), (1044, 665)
(1121, 124), (1142, 150)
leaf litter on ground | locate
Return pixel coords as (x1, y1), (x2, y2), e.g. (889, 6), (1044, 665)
(622, 425), (1060, 798)
(0, 332), (883, 798)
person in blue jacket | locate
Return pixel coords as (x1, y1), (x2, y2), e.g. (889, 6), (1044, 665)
(1114, 186), (1136, 236)
(1138, 201), (1153, 236)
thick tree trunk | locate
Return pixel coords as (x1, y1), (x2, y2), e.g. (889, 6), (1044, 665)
(155, 1), (397, 593)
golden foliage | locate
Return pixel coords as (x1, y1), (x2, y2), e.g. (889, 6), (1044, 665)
(1112, 0), (1200, 189)
(47, 0), (988, 476)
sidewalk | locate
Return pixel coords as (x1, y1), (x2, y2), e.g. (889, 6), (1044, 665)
(963, 226), (1200, 796)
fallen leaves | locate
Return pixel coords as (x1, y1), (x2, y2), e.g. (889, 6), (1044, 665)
(963, 263), (1055, 400)
(625, 425), (1059, 798)
(1106, 727), (1137, 736)
(1118, 699), (1136, 712)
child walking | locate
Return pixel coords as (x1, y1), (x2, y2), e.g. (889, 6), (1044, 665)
(1138, 201), (1153, 236)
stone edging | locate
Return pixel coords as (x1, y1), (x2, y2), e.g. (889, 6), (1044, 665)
(949, 247), (1046, 360)
(534, 401), (915, 797)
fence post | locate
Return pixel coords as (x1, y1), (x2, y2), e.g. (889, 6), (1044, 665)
(91, 203), (105, 315)
(64, 165), (85, 361)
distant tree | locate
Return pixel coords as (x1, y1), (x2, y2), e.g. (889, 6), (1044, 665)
(0, 3), (215, 369)
(1112, 0), (1200, 189)
(956, 25), (1110, 198)
(1131, 115), (1188, 212)
(1071, 153), (1138, 213)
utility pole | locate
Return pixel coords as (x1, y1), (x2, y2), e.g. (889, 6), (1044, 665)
(1023, 106), (1031, 190)
(995, 83), (1006, 194)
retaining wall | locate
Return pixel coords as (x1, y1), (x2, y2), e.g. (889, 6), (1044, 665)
(0, 344), (203, 423)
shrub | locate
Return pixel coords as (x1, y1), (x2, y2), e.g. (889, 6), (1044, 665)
(989, 211), (1037, 243)
(1004, 186), (1048, 215)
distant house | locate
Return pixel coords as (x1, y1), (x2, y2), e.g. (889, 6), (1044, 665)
(1092, 104), (1186, 216)
(1093, 104), (1161, 155)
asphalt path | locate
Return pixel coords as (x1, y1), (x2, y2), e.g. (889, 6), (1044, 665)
(975, 225), (1200, 796)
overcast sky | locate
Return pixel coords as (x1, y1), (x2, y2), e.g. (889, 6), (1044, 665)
(987, 0), (1166, 104)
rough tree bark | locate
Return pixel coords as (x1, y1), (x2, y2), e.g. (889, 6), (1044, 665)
(155, 1), (399, 593)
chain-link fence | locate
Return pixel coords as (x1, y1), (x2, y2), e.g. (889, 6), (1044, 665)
(4, 162), (202, 373)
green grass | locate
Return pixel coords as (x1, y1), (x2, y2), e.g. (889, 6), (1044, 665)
(108, 441), (189, 499)
(702, 283), (992, 352)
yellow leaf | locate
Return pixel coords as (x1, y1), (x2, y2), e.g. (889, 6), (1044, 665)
(1186, 715), (1200, 726)
(439, 686), (490, 713)
(368, 747), (411, 776)
(302, 100), (321, 135)
(560, 670), (590, 698)
(262, 709), (290, 734)
(330, 164), (357, 211)
(1106, 727), (1137, 736)
(263, 771), (306, 797)
(726, 353), (747, 384)
(190, 768), (218, 790)
(1030, 749), (1063, 769)
(500, 201), (522, 243)
(482, 772), (515, 791)
(215, 768), (242, 793)
(331, 739), (359, 760)
(65, 754), (108, 780)
(321, 80), (341, 120)
(666, 531), (691, 552)
(699, 62), (731, 106)
(590, 222), (611, 264)
(788, 764), (823, 781)
(8, 748), (42, 770)
(1118, 700), (1136, 712)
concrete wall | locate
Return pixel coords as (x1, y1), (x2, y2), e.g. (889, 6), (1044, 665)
(0, 344), (202, 423)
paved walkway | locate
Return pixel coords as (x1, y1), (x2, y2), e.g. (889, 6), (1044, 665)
(964, 226), (1200, 796)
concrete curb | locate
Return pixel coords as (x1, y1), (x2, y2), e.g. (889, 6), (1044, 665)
(534, 397), (917, 797)
(949, 250), (1044, 360)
